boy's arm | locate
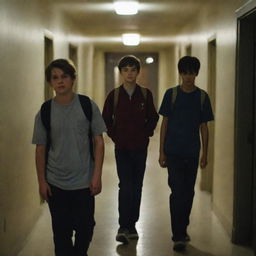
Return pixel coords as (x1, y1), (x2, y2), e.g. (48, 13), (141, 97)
(35, 145), (52, 201)
(159, 116), (168, 168)
(200, 122), (209, 169)
(90, 134), (104, 196)
(145, 90), (159, 136)
(102, 92), (115, 139)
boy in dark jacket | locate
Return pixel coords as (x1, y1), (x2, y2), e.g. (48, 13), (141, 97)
(102, 55), (159, 243)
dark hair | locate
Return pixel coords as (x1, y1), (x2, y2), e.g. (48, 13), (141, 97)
(178, 56), (200, 74)
(118, 55), (141, 72)
(45, 59), (77, 82)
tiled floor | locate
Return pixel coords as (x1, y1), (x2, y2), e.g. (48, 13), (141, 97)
(18, 134), (254, 256)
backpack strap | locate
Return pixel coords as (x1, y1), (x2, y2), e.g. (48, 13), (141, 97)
(200, 89), (206, 111)
(171, 86), (206, 111)
(40, 99), (52, 160)
(40, 99), (51, 132)
(171, 86), (178, 109)
(78, 95), (92, 122)
(78, 94), (94, 161)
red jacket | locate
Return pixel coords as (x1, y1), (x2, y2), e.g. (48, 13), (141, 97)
(102, 85), (159, 151)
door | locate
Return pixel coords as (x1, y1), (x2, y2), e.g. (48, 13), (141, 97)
(234, 6), (256, 253)
(253, 41), (256, 254)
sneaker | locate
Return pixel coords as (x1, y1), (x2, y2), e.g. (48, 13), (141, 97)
(116, 228), (129, 244)
(127, 227), (139, 240)
(173, 241), (186, 251)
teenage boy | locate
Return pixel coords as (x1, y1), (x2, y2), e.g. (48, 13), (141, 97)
(102, 55), (159, 243)
(159, 56), (214, 252)
(32, 59), (106, 256)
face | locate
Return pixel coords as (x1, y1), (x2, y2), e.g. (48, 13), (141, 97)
(120, 65), (139, 84)
(180, 72), (198, 87)
(49, 68), (75, 95)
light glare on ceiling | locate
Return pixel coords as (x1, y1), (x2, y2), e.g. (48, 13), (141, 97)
(114, 1), (138, 15)
(122, 33), (140, 46)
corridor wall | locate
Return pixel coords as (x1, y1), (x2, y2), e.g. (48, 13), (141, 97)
(174, 0), (248, 236)
(0, 1), (92, 255)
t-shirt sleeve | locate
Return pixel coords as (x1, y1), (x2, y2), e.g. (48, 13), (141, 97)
(159, 89), (171, 117)
(201, 93), (214, 123)
(32, 111), (47, 145)
(90, 100), (107, 136)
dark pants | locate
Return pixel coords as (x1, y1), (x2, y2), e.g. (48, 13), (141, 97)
(48, 185), (95, 256)
(115, 149), (147, 229)
(167, 156), (199, 242)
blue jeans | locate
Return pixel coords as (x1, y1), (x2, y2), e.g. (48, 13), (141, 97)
(115, 149), (147, 229)
(48, 185), (95, 256)
(167, 156), (199, 241)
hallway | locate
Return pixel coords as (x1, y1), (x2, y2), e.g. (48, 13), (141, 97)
(1, 0), (256, 255)
(18, 134), (253, 256)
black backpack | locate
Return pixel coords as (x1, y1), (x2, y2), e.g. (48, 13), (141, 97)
(40, 94), (94, 161)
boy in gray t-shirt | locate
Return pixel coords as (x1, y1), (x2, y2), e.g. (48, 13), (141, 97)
(32, 59), (106, 256)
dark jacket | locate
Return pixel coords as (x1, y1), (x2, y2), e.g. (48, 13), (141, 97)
(102, 85), (159, 151)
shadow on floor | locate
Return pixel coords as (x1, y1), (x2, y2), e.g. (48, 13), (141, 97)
(115, 241), (215, 256)
(116, 240), (138, 256)
(173, 244), (215, 256)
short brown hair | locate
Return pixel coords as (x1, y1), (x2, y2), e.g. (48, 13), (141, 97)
(118, 55), (141, 72)
(45, 59), (76, 82)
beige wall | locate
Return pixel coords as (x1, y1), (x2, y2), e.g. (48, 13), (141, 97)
(158, 47), (177, 108)
(77, 43), (95, 96)
(92, 50), (106, 110)
(0, 1), (90, 255)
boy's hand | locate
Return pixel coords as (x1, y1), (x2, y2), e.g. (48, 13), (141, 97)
(90, 175), (102, 196)
(200, 154), (208, 169)
(39, 181), (52, 202)
(159, 153), (167, 168)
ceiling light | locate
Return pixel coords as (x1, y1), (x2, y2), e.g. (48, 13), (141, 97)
(114, 1), (138, 15)
(122, 33), (140, 46)
(145, 57), (154, 64)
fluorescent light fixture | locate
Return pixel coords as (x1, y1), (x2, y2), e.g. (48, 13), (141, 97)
(122, 33), (140, 46)
(114, 1), (138, 15)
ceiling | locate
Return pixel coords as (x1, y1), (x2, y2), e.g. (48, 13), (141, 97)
(53, 0), (215, 48)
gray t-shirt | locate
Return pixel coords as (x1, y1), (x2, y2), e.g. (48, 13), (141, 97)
(32, 94), (107, 190)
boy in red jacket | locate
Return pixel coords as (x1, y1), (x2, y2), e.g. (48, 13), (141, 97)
(102, 55), (159, 243)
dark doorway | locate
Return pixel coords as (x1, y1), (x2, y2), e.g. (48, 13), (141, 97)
(186, 44), (192, 56)
(69, 44), (78, 92)
(44, 36), (53, 100)
(69, 44), (78, 68)
(105, 52), (159, 106)
(234, 5), (256, 254)
(201, 39), (216, 193)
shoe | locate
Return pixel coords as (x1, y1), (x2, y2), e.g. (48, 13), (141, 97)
(116, 228), (129, 244)
(127, 227), (139, 240)
(185, 234), (191, 242)
(173, 241), (186, 251)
